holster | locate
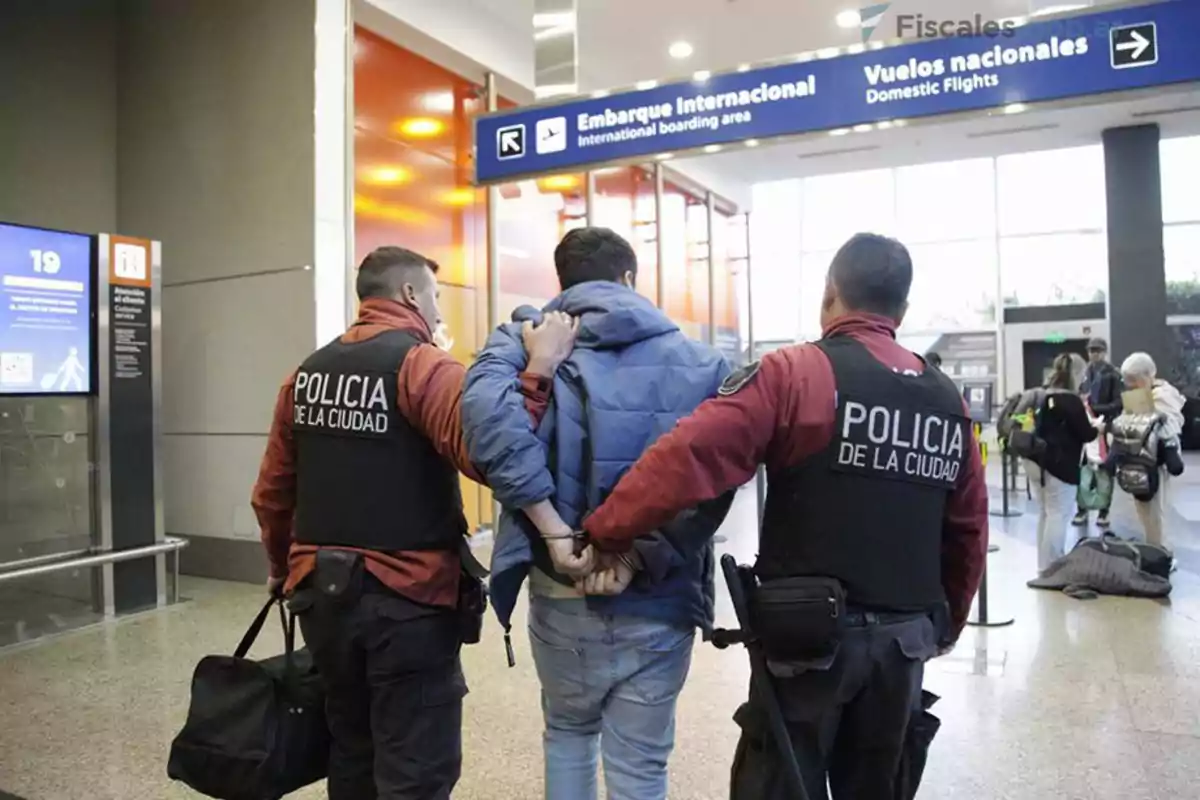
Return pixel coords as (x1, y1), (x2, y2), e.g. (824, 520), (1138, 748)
(457, 541), (489, 646)
(750, 575), (846, 662)
(313, 549), (364, 606)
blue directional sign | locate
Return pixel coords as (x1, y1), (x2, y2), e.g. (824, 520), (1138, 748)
(474, 0), (1200, 184)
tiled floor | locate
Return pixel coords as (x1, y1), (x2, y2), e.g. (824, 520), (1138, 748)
(3, 476), (1200, 799)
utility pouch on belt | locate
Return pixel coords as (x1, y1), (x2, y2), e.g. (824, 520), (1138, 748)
(458, 541), (490, 646)
(314, 549), (364, 604)
(751, 576), (846, 661)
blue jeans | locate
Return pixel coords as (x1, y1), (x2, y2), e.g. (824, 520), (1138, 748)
(527, 596), (695, 800)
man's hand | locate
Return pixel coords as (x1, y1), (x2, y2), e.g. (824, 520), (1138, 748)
(523, 311), (579, 377)
(267, 575), (286, 598)
(543, 533), (595, 579)
(577, 551), (639, 596)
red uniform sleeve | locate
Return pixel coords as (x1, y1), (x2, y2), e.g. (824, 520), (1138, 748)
(942, 415), (990, 636)
(584, 355), (791, 551)
(518, 373), (553, 426)
(397, 345), (552, 484)
(252, 374), (298, 579)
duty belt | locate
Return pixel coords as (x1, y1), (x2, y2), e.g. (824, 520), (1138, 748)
(842, 609), (928, 627)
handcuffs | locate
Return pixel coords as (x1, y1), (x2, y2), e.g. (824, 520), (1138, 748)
(541, 530), (640, 573)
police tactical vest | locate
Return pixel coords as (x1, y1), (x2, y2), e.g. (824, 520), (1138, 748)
(292, 329), (467, 552)
(758, 335), (969, 613)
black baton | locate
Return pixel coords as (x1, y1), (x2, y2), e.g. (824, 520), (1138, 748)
(712, 554), (809, 800)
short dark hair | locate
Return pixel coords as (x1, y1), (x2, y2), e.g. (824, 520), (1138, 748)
(355, 246), (438, 301)
(828, 233), (912, 319)
(925, 351), (942, 368)
(554, 227), (638, 290)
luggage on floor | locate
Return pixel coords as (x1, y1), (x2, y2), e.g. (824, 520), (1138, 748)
(168, 598), (329, 800)
(1028, 534), (1172, 599)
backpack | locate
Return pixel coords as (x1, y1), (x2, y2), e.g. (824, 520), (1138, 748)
(995, 392), (1024, 441)
(1109, 412), (1165, 501)
(1075, 534), (1173, 581)
(1001, 389), (1047, 461)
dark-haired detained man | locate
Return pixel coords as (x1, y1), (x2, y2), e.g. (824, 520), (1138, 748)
(578, 233), (989, 799)
(461, 227), (734, 799)
(252, 246), (579, 800)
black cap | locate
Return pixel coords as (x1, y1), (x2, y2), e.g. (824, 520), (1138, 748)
(1086, 337), (1108, 352)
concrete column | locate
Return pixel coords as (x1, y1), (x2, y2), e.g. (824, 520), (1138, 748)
(1103, 124), (1168, 369)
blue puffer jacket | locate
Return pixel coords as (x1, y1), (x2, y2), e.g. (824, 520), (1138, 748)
(462, 281), (731, 636)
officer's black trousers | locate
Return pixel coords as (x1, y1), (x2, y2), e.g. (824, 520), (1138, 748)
(730, 614), (938, 800)
(294, 575), (466, 800)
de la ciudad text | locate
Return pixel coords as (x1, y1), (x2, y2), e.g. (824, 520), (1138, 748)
(573, 34), (1090, 148)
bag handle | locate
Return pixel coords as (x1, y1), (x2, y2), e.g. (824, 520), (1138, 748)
(234, 597), (285, 659)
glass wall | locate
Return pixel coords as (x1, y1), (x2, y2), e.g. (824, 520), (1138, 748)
(769, 144), (1108, 344)
(1162, 135), (1200, 315)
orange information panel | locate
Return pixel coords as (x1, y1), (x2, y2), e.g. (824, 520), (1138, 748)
(109, 235), (152, 288)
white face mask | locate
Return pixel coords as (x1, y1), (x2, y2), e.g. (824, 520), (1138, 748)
(432, 322), (455, 352)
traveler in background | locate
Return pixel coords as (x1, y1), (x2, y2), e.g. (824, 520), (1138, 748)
(461, 227), (732, 800)
(1114, 352), (1185, 548)
(1073, 338), (1121, 528)
(1018, 353), (1098, 575)
(252, 246), (577, 800)
(577, 233), (989, 799)
(924, 351), (943, 371)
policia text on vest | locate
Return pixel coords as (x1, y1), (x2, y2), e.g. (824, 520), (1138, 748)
(293, 370), (391, 435)
(836, 401), (967, 486)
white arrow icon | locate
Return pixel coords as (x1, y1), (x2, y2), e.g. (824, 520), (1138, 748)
(500, 129), (522, 154)
(1116, 30), (1151, 60)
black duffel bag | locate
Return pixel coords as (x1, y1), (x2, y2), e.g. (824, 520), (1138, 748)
(168, 597), (329, 800)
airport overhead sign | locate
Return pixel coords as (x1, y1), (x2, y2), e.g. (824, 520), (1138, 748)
(473, 0), (1199, 184)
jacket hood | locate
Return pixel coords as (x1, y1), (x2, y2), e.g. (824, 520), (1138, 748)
(1153, 380), (1187, 417)
(511, 281), (678, 349)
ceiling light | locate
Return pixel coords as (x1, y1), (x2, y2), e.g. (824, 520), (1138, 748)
(592, 89), (610, 98)
(869, 41), (886, 50)
(1004, 103), (1028, 114)
(693, 70), (712, 82)
(636, 79), (659, 90)
(737, 63), (751, 72)
(796, 52), (815, 62)
(816, 47), (841, 59)
(847, 43), (866, 54)
(892, 119), (907, 127)
(852, 123), (873, 132)
(395, 117), (444, 137)
(744, 139), (760, 148)
(829, 128), (851, 136)
(836, 9), (862, 29)
(361, 165), (412, 185)
(876, 120), (894, 129)
(537, 174), (581, 192)
(703, 144), (722, 154)
(439, 188), (477, 206)
(668, 41), (694, 59)
(656, 152), (674, 160)
(1029, 4), (1088, 18)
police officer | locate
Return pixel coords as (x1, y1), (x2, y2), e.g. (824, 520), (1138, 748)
(577, 233), (989, 799)
(252, 245), (577, 800)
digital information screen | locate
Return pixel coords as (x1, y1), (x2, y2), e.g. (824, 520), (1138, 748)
(0, 222), (93, 394)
